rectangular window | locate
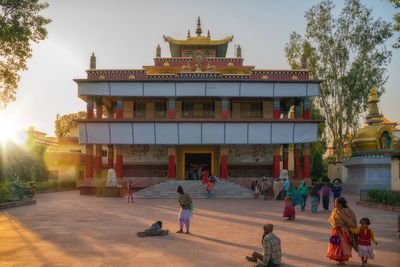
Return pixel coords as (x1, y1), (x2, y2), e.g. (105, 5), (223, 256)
(102, 150), (107, 157)
(182, 102), (214, 117)
(241, 102), (262, 118)
(134, 102), (146, 118)
(155, 102), (167, 117)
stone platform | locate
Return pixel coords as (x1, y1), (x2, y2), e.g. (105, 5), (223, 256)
(343, 156), (391, 193)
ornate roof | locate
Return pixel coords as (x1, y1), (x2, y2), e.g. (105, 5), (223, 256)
(163, 17), (233, 57)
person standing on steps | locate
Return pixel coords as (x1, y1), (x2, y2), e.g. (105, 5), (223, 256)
(206, 180), (214, 199)
(202, 169), (209, 185)
(298, 180), (309, 212)
(176, 185), (193, 234)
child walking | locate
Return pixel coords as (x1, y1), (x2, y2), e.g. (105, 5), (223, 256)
(352, 217), (378, 265)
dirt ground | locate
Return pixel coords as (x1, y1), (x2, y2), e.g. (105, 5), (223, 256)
(0, 191), (399, 267)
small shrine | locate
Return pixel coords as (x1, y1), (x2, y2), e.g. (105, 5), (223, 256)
(344, 88), (395, 192)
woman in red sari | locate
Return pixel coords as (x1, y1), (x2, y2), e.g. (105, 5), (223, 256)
(283, 182), (298, 221)
(327, 197), (357, 264)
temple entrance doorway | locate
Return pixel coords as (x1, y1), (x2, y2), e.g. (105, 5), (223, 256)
(184, 153), (212, 180)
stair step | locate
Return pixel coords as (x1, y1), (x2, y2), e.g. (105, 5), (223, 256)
(134, 180), (252, 199)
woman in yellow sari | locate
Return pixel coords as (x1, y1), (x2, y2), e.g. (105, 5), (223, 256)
(327, 197), (357, 264)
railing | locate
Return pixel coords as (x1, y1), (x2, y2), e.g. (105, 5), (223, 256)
(360, 186), (400, 207)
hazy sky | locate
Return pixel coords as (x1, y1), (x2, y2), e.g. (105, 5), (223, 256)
(5, 0), (399, 137)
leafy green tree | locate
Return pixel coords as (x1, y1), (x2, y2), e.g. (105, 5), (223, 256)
(389, 0), (400, 48)
(285, 0), (392, 161)
(55, 111), (86, 138)
(0, 0), (51, 107)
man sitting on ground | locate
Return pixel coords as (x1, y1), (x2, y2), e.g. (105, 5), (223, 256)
(246, 223), (282, 267)
(137, 221), (169, 237)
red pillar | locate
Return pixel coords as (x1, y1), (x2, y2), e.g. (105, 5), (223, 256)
(85, 144), (93, 178)
(294, 144), (302, 178)
(273, 145), (280, 179)
(168, 147), (175, 179)
(273, 98), (280, 119)
(107, 145), (114, 169)
(303, 143), (311, 179)
(95, 145), (102, 177)
(116, 146), (123, 179)
(220, 146), (228, 179)
(283, 145), (289, 171)
(168, 155), (175, 179)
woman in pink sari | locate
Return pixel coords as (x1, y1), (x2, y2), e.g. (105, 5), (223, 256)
(327, 197), (357, 264)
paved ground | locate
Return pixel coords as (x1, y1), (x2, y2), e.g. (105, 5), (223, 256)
(0, 191), (399, 267)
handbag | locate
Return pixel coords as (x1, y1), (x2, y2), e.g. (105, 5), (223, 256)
(189, 203), (194, 211)
(330, 232), (341, 245)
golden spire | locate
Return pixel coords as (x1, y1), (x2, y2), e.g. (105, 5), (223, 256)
(368, 87), (379, 102)
(196, 17), (202, 36)
(187, 30), (191, 39)
(366, 88), (382, 125)
(207, 30), (210, 39)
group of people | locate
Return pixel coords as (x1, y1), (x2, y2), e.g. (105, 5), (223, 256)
(251, 177), (285, 200)
(327, 197), (378, 265)
(283, 179), (343, 221)
(134, 179), (379, 267)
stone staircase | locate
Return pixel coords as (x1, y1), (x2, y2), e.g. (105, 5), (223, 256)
(134, 180), (253, 199)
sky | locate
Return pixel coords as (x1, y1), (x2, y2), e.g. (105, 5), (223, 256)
(4, 0), (399, 137)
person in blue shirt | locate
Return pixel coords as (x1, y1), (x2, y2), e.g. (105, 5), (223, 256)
(332, 180), (343, 201)
(283, 178), (289, 198)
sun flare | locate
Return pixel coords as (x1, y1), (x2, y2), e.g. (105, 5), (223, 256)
(0, 111), (27, 145)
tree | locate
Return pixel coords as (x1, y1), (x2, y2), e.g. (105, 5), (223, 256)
(285, 0), (392, 161)
(0, 0), (51, 107)
(55, 111), (86, 138)
(389, 0), (400, 48)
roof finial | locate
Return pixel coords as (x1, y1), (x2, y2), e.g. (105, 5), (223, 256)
(236, 45), (242, 58)
(90, 52), (96, 69)
(207, 30), (210, 38)
(156, 44), (161, 57)
(187, 29), (191, 39)
(196, 17), (202, 36)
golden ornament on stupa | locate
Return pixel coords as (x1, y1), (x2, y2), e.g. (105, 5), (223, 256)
(352, 88), (394, 154)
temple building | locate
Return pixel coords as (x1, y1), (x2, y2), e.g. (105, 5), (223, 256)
(75, 18), (321, 187)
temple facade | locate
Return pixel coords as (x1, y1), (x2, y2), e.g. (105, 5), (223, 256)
(75, 18), (321, 184)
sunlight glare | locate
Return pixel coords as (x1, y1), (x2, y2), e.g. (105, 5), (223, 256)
(0, 110), (28, 145)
